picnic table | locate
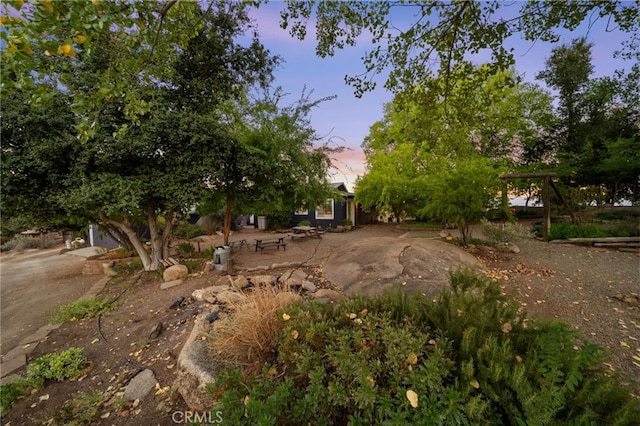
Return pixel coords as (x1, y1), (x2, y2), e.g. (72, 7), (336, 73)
(254, 237), (287, 252)
(289, 225), (322, 239)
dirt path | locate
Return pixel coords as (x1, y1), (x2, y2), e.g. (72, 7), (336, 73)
(0, 247), (97, 356)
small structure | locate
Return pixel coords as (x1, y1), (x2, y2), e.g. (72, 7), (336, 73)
(500, 173), (577, 241)
(292, 182), (360, 228)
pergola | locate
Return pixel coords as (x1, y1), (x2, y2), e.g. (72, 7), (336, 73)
(500, 173), (577, 241)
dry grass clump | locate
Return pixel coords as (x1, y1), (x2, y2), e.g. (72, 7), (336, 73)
(209, 286), (301, 376)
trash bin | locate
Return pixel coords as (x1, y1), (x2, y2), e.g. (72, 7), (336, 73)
(213, 246), (231, 271)
(257, 216), (267, 230)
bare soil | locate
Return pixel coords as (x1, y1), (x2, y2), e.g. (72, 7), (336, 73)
(1, 223), (638, 425)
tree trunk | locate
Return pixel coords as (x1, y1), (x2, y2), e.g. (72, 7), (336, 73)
(162, 210), (175, 259)
(98, 211), (155, 270)
(147, 204), (162, 271)
(223, 194), (233, 246)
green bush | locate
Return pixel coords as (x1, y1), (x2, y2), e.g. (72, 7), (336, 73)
(26, 348), (88, 388)
(548, 222), (610, 240)
(176, 242), (196, 257)
(174, 223), (205, 239)
(0, 378), (32, 416)
(51, 296), (114, 323)
(212, 270), (640, 425)
(112, 258), (143, 272)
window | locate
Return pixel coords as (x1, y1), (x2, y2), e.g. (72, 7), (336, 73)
(316, 199), (334, 219)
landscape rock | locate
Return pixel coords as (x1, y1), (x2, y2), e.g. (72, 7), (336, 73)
(160, 279), (183, 290)
(174, 313), (217, 411)
(124, 369), (157, 401)
(209, 285), (230, 294)
(216, 290), (246, 305)
(249, 275), (277, 286)
(192, 288), (215, 303)
(507, 244), (521, 254)
(300, 280), (317, 293)
(163, 264), (188, 282)
(313, 289), (347, 302)
(230, 275), (250, 291)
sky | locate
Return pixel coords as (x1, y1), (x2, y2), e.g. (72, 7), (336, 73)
(247, 2), (635, 192)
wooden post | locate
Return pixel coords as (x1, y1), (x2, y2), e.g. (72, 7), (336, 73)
(542, 175), (551, 241)
(501, 180), (509, 219)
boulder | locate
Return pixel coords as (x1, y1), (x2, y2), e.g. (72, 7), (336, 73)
(192, 288), (215, 303)
(249, 275), (277, 286)
(124, 369), (157, 401)
(300, 280), (317, 293)
(163, 264), (188, 282)
(216, 290), (246, 305)
(175, 314), (217, 411)
(313, 289), (346, 302)
(160, 279), (183, 290)
(230, 275), (250, 291)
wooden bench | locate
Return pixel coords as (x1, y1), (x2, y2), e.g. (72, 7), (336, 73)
(254, 237), (286, 252)
(229, 239), (248, 249)
(288, 233), (306, 240)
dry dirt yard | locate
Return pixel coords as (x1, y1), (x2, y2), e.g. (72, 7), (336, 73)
(1, 223), (638, 425)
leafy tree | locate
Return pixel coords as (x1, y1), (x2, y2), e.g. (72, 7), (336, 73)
(278, 1), (639, 97)
(355, 67), (553, 219)
(205, 89), (340, 244)
(422, 157), (504, 245)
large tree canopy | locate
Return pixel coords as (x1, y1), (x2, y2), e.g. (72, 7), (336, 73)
(279, 1), (639, 97)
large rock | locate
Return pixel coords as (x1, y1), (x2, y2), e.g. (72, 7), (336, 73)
(163, 264), (188, 282)
(174, 314), (217, 411)
(249, 275), (277, 286)
(323, 237), (479, 298)
(124, 369), (157, 401)
(216, 290), (246, 305)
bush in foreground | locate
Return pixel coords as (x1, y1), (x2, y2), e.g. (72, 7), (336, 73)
(211, 270), (640, 425)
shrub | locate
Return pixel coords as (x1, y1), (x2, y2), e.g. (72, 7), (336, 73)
(212, 271), (640, 425)
(174, 223), (205, 239)
(176, 242), (196, 257)
(26, 348), (88, 388)
(51, 296), (114, 323)
(297, 220), (311, 226)
(0, 378), (32, 416)
(0, 235), (58, 252)
(548, 222), (610, 240)
(208, 287), (302, 377)
(112, 258), (143, 272)
(480, 219), (533, 245)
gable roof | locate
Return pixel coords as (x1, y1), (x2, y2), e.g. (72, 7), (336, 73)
(331, 182), (354, 198)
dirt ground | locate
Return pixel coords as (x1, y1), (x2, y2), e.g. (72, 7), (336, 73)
(1, 223), (638, 425)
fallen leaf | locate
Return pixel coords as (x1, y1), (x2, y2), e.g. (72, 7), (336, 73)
(406, 389), (418, 408)
(501, 323), (512, 334)
(470, 379), (480, 389)
(100, 412), (110, 419)
(407, 353), (418, 365)
(38, 394), (49, 401)
(620, 341), (630, 348)
(291, 330), (299, 340)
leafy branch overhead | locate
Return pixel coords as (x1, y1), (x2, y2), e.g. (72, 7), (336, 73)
(279, 1), (639, 96)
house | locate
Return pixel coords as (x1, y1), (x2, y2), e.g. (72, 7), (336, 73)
(291, 182), (376, 228)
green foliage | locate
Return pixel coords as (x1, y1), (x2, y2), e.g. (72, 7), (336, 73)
(212, 270), (640, 424)
(281, 2), (638, 97)
(176, 242), (197, 258)
(0, 377), (32, 416)
(174, 223), (205, 240)
(36, 390), (103, 425)
(0, 235), (58, 252)
(26, 348), (87, 388)
(297, 220), (311, 226)
(112, 259), (143, 272)
(422, 157), (503, 245)
(51, 297), (114, 324)
(547, 223), (611, 240)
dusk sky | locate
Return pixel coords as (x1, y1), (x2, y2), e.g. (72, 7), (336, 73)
(248, 2), (636, 192)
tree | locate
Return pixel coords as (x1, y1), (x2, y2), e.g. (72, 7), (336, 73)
(205, 89), (340, 244)
(422, 156), (504, 245)
(1, 2), (280, 270)
(355, 67), (553, 218)
(279, 1), (639, 97)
